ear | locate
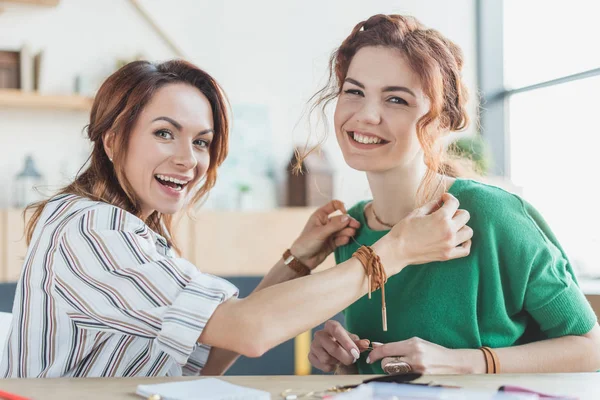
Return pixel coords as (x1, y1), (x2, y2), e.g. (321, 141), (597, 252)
(103, 131), (116, 161)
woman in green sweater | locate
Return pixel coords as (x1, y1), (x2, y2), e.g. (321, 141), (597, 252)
(307, 14), (600, 375)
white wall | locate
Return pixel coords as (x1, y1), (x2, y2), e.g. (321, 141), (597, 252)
(0, 0), (477, 208)
(0, 0), (174, 207)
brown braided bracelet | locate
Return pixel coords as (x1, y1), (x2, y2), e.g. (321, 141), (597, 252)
(352, 245), (388, 331)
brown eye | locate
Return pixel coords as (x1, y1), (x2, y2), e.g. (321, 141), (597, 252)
(154, 129), (173, 139)
(344, 89), (363, 96)
(388, 96), (408, 105)
(194, 139), (210, 149)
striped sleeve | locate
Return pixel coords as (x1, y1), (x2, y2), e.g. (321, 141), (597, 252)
(52, 206), (238, 367)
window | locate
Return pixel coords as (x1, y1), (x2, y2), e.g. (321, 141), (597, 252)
(503, 0), (600, 89)
(479, 0), (600, 276)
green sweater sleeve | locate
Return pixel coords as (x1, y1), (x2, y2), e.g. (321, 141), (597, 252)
(512, 198), (597, 338)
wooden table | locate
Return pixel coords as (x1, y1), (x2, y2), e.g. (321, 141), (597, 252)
(1, 374), (599, 399)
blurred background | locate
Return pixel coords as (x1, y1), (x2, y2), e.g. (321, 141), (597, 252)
(0, 0), (598, 375)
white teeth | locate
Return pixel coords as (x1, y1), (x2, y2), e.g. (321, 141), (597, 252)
(155, 174), (187, 185)
(351, 132), (382, 144)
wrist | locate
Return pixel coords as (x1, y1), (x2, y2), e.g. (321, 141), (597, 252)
(273, 260), (302, 281)
(289, 243), (317, 270)
(455, 349), (487, 374)
(283, 248), (312, 276)
(372, 237), (407, 276)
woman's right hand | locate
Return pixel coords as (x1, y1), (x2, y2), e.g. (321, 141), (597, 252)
(375, 193), (472, 275)
(308, 320), (370, 373)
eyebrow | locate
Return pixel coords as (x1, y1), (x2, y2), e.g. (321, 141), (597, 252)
(152, 116), (214, 135)
(344, 77), (416, 98)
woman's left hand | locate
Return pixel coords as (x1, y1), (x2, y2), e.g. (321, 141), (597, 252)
(290, 200), (360, 270)
(366, 337), (472, 375)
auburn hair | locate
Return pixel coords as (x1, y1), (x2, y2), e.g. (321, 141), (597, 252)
(301, 14), (475, 204)
(25, 60), (230, 250)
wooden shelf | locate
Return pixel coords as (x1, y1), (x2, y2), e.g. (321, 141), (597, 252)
(0, 89), (92, 111)
(0, 0), (59, 6)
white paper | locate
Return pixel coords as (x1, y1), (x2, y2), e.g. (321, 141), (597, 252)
(136, 378), (270, 400)
(331, 382), (539, 400)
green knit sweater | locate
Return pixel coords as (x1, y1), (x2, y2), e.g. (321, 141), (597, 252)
(334, 178), (597, 374)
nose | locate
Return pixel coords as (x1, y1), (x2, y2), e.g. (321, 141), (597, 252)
(172, 141), (197, 170)
(356, 99), (382, 125)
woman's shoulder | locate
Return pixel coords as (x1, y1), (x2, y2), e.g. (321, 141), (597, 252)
(43, 194), (145, 233)
(452, 179), (551, 243)
(452, 179), (527, 219)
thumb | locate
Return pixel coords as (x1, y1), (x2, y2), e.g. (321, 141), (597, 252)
(316, 214), (352, 239)
(355, 339), (371, 352)
(415, 197), (443, 216)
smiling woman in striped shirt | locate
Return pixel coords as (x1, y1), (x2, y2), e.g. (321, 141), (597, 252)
(0, 60), (473, 378)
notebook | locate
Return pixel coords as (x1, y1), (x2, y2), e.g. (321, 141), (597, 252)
(136, 378), (270, 400)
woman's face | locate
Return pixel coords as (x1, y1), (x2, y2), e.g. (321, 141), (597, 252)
(109, 83), (214, 218)
(334, 46), (430, 173)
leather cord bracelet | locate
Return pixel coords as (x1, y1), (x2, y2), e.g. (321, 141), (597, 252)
(353, 245), (388, 331)
(282, 249), (311, 277)
(480, 346), (500, 374)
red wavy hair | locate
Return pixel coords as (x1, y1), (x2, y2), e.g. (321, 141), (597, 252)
(301, 14), (475, 204)
(25, 60), (230, 250)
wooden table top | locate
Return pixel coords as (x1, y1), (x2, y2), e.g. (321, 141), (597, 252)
(1, 373), (599, 399)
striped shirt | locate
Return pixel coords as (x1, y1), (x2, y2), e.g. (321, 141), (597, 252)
(1, 194), (238, 378)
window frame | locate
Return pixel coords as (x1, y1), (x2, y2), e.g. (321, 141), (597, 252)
(476, 0), (600, 177)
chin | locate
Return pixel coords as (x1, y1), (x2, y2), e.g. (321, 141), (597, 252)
(154, 202), (184, 215)
(343, 153), (388, 172)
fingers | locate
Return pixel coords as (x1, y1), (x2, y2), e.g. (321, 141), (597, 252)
(317, 199), (347, 217)
(366, 340), (412, 364)
(355, 339), (371, 352)
(451, 209), (470, 229)
(310, 328), (342, 372)
(415, 197), (443, 216)
(310, 341), (338, 365)
(346, 217), (361, 229)
(381, 356), (413, 374)
(320, 335), (355, 366)
(308, 350), (337, 373)
(309, 321), (363, 372)
(315, 215), (359, 245)
(333, 236), (350, 247)
(350, 334), (371, 352)
(446, 239), (472, 260)
(454, 225), (473, 246)
(333, 236), (351, 247)
(324, 320), (360, 361)
(331, 226), (359, 248)
(435, 193), (460, 219)
(336, 226), (359, 238)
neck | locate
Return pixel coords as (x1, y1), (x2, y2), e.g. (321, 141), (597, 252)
(367, 161), (429, 228)
(141, 208), (156, 223)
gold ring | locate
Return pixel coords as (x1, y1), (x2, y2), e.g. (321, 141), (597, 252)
(382, 359), (412, 374)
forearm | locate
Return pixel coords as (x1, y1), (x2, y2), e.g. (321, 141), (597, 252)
(201, 347), (240, 375)
(200, 256), (373, 357)
(459, 325), (600, 373)
(254, 259), (299, 291)
(202, 260), (298, 375)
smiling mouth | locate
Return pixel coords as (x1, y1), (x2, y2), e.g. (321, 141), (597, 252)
(154, 174), (190, 192)
(347, 131), (389, 145)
